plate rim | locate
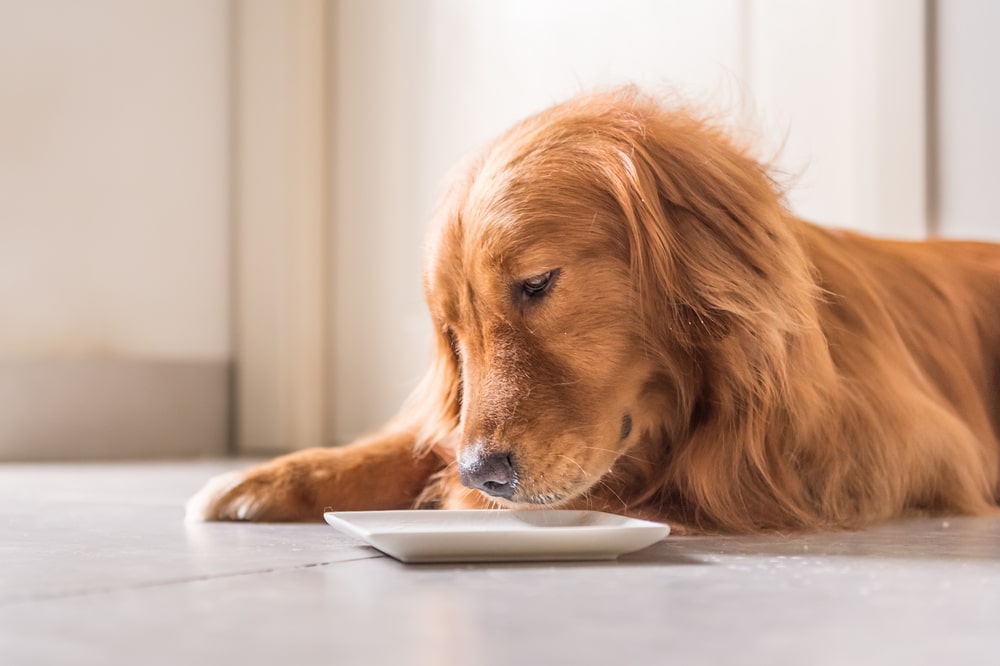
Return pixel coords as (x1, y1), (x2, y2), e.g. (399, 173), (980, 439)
(323, 508), (671, 538)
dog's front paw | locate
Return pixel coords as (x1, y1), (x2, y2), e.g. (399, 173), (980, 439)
(185, 470), (253, 522)
(185, 462), (318, 523)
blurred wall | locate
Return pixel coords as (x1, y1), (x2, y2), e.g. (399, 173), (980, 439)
(748, 0), (926, 237)
(1, 0), (994, 458)
(0, 0), (230, 458)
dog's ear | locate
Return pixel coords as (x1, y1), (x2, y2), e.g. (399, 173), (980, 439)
(394, 322), (461, 454)
(609, 106), (821, 366)
(391, 157), (478, 455)
(603, 98), (839, 530)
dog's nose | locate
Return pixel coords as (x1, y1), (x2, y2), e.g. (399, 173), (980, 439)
(458, 451), (516, 500)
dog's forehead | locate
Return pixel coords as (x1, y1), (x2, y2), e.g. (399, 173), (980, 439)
(431, 170), (561, 266)
(423, 108), (636, 319)
(425, 204), (522, 296)
(424, 205), (563, 329)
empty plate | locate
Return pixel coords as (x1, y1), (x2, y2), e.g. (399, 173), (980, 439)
(324, 509), (670, 563)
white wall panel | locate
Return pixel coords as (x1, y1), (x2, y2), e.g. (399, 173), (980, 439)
(233, 0), (329, 453)
(0, 0), (231, 458)
(747, 0), (926, 238)
(0, 0), (230, 361)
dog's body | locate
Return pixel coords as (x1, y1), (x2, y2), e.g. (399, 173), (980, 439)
(188, 89), (1000, 533)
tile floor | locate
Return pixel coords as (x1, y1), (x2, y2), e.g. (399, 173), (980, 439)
(1, 461), (999, 666)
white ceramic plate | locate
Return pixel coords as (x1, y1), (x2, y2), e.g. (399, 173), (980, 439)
(324, 509), (670, 563)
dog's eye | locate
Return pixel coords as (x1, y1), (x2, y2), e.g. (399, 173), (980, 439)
(521, 269), (559, 299)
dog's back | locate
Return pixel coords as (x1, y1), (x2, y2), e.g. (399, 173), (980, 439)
(800, 223), (1000, 510)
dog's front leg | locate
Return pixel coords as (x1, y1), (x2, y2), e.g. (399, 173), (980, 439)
(185, 430), (443, 522)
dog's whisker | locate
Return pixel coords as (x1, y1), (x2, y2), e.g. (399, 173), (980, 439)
(580, 446), (651, 465)
(557, 453), (588, 478)
(598, 479), (629, 512)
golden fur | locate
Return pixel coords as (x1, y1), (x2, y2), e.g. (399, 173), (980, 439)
(188, 88), (1000, 533)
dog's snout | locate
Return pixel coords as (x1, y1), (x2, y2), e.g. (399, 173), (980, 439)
(458, 451), (516, 500)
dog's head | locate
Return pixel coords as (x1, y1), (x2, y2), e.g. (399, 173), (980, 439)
(420, 88), (817, 508)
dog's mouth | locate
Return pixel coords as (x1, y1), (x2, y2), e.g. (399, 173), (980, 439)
(480, 469), (600, 509)
(479, 489), (571, 509)
(516, 491), (571, 507)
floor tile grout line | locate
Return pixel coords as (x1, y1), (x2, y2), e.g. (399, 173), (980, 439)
(0, 554), (386, 607)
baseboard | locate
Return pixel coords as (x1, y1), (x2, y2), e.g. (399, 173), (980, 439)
(0, 359), (230, 461)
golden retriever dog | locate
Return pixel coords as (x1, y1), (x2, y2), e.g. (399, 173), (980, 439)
(188, 88), (1000, 533)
